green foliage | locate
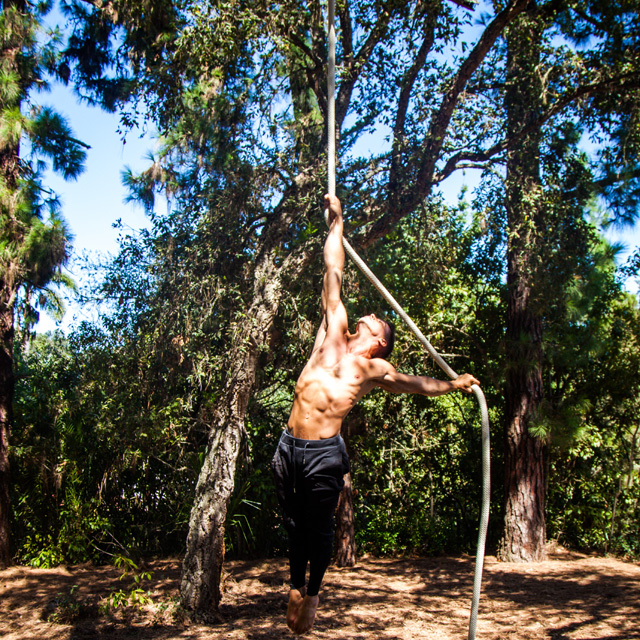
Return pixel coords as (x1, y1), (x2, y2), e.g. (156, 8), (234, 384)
(14, 195), (637, 563)
(11, 329), (200, 563)
(47, 584), (94, 624)
(46, 559), (156, 623)
(546, 295), (640, 556)
(99, 556), (154, 616)
(342, 204), (505, 555)
(0, 1), (87, 336)
(225, 479), (261, 555)
(150, 596), (187, 626)
(8, 0), (640, 569)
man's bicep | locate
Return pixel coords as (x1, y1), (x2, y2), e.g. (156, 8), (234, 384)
(376, 368), (423, 394)
(311, 302), (348, 355)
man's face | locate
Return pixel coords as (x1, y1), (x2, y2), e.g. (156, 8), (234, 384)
(356, 313), (386, 340)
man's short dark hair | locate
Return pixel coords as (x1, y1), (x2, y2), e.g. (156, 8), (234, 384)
(376, 320), (395, 360)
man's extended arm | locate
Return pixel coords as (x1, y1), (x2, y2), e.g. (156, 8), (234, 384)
(373, 361), (479, 396)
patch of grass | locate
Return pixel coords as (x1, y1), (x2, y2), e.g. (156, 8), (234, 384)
(98, 555), (154, 618)
(47, 585), (96, 623)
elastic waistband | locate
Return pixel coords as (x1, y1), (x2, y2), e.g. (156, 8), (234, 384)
(280, 430), (343, 449)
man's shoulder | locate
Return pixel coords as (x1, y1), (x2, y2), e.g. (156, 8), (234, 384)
(359, 355), (395, 379)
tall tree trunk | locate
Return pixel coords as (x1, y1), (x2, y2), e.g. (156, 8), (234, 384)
(334, 472), (356, 567)
(180, 294), (272, 614)
(179, 349), (257, 616)
(333, 418), (363, 567)
(179, 242), (311, 615)
(0, 0), (24, 568)
(497, 10), (547, 563)
(0, 300), (13, 568)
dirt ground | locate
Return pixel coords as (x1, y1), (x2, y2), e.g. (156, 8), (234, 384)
(1, 546), (639, 640)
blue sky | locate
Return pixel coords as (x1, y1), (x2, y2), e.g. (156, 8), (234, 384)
(35, 81), (157, 332)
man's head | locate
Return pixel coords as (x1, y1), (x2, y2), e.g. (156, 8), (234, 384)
(377, 319), (395, 359)
(355, 314), (395, 360)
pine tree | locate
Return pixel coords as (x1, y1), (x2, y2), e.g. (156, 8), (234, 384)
(0, 0), (86, 566)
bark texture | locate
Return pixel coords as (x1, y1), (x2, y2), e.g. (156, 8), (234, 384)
(180, 398), (250, 614)
(498, 10), (548, 563)
(333, 419), (363, 567)
(0, 301), (13, 568)
(180, 269), (276, 613)
(334, 472), (356, 567)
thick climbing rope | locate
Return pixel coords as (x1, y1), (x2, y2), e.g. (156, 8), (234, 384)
(324, 2), (490, 639)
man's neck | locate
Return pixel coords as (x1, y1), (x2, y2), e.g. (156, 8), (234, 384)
(346, 336), (373, 359)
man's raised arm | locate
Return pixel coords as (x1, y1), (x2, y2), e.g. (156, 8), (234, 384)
(322, 194), (345, 319)
(311, 195), (348, 353)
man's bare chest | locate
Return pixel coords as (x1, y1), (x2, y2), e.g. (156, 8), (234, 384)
(298, 354), (370, 399)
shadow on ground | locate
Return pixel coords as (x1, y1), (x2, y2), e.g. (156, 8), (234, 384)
(2, 553), (639, 639)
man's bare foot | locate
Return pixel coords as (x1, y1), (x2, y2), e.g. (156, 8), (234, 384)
(293, 594), (319, 635)
(286, 587), (305, 631)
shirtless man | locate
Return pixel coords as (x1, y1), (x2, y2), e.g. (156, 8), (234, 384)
(272, 194), (479, 635)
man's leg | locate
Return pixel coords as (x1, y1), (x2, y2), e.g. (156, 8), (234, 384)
(286, 497), (309, 631)
(288, 523), (308, 590)
(273, 435), (310, 631)
(293, 494), (338, 635)
(306, 493), (339, 596)
(294, 441), (347, 634)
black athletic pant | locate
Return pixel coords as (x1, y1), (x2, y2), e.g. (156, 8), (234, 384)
(272, 430), (349, 597)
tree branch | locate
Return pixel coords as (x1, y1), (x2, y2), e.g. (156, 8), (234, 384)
(389, 17), (437, 200)
(335, 0), (395, 129)
(362, 0), (530, 246)
(414, 0), (529, 191)
(446, 0), (476, 10)
(593, 166), (640, 190)
(75, 0), (118, 23)
(285, 31), (324, 71)
(338, 0), (354, 68)
(436, 140), (508, 182)
(435, 71), (640, 183)
(283, 30), (326, 115)
(76, 0), (107, 7)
